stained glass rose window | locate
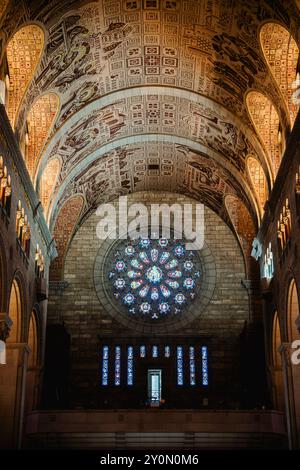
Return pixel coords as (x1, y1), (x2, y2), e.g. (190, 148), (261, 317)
(107, 237), (201, 320)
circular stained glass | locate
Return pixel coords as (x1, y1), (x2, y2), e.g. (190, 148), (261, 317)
(107, 236), (201, 321)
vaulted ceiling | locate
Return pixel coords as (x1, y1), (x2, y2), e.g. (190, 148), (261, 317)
(1, 0), (300, 261)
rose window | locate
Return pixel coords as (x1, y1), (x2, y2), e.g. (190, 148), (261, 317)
(108, 237), (201, 320)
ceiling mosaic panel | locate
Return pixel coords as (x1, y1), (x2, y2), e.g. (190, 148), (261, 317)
(246, 91), (281, 181)
(260, 22), (299, 127)
(1, 0), (300, 249)
(26, 93), (59, 179)
(6, 24), (44, 128)
(43, 92), (262, 186)
(246, 156), (268, 217)
(39, 157), (60, 218)
(52, 142), (253, 229)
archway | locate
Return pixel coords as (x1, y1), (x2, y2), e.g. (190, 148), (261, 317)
(287, 279), (300, 342)
(271, 312), (284, 411)
(25, 311), (39, 412)
(286, 278), (300, 448)
(0, 277), (27, 448)
(7, 279), (22, 342)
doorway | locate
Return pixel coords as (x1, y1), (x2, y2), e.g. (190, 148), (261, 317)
(148, 369), (162, 406)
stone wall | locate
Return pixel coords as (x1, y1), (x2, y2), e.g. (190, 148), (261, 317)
(47, 192), (251, 408)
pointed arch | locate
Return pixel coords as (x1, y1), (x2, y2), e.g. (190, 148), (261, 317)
(7, 279), (23, 343)
(6, 24), (44, 128)
(50, 195), (84, 281)
(287, 279), (300, 342)
(27, 312), (38, 369)
(272, 312), (282, 369)
(246, 91), (282, 181)
(272, 311), (284, 411)
(260, 22), (299, 128)
(246, 156), (268, 218)
(225, 194), (256, 277)
(26, 93), (59, 180)
(39, 157), (60, 220)
(25, 310), (40, 412)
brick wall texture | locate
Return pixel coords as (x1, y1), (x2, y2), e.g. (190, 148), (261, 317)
(47, 192), (249, 407)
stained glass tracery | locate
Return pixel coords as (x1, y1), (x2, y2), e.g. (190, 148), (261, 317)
(108, 237), (200, 321)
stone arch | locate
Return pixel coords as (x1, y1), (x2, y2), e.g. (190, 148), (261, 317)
(25, 309), (40, 412)
(287, 278), (300, 342)
(6, 24), (44, 128)
(7, 277), (23, 343)
(0, 273), (27, 448)
(260, 22), (299, 128)
(271, 311), (285, 411)
(0, 230), (8, 313)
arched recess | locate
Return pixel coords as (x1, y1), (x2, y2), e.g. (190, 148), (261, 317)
(246, 156), (269, 219)
(287, 279), (300, 342)
(286, 278), (300, 448)
(0, 231), (7, 313)
(272, 311), (284, 411)
(7, 278), (22, 343)
(225, 194), (256, 276)
(246, 91), (282, 182)
(6, 24), (44, 128)
(50, 195), (84, 281)
(25, 311), (39, 412)
(39, 157), (60, 220)
(260, 23), (299, 128)
(25, 93), (59, 180)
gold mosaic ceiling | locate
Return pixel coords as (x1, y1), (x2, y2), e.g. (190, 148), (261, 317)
(1, 0), (300, 235)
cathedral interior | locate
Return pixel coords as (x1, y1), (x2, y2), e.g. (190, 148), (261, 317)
(0, 0), (300, 452)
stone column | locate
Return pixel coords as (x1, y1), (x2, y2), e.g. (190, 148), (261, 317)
(0, 342), (30, 449)
(25, 365), (42, 413)
(279, 342), (298, 449)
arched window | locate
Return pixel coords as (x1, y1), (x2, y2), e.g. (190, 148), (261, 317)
(246, 91), (282, 182)
(287, 279), (300, 342)
(260, 23), (299, 128)
(6, 25), (44, 128)
(7, 279), (22, 343)
(272, 312), (282, 369)
(272, 311), (284, 411)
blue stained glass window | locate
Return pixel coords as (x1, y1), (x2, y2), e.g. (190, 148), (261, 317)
(127, 346), (134, 386)
(202, 346), (208, 386)
(140, 345), (146, 358)
(177, 346), (184, 385)
(102, 345), (109, 386)
(109, 237), (201, 321)
(189, 346), (196, 385)
(114, 346), (121, 386)
(164, 346), (171, 358)
(152, 345), (158, 358)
